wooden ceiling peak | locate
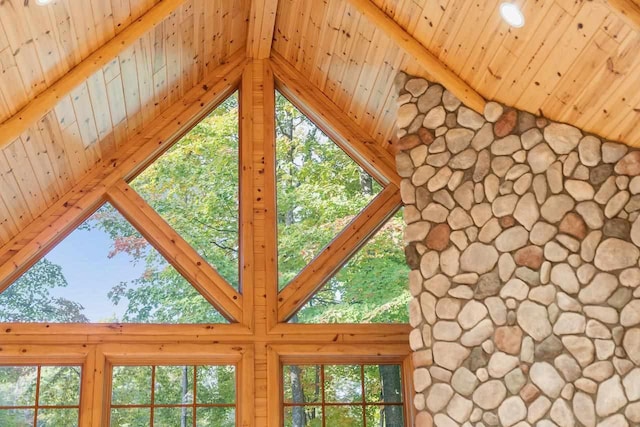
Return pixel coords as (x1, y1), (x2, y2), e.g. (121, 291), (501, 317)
(247, 0), (279, 59)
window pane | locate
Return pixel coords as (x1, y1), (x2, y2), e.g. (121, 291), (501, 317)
(283, 365), (321, 404)
(196, 366), (235, 404)
(283, 406), (322, 427)
(291, 211), (410, 323)
(0, 409), (33, 426)
(37, 408), (79, 426)
(275, 91), (381, 290)
(154, 366), (193, 405)
(364, 365), (402, 403)
(0, 203), (227, 324)
(195, 407), (235, 427)
(324, 365), (362, 403)
(110, 408), (150, 426)
(365, 405), (404, 427)
(325, 405), (363, 426)
(131, 93), (240, 290)
(111, 366), (152, 405)
(38, 366), (81, 406)
(153, 407), (192, 427)
(0, 366), (37, 406)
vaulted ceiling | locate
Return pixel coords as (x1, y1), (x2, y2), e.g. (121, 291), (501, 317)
(0, 0), (638, 249)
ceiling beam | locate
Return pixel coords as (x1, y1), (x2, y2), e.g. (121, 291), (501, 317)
(607, 0), (640, 27)
(0, 0), (186, 148)
(246, 0), (279, 59)
(347, 0), (486, 114)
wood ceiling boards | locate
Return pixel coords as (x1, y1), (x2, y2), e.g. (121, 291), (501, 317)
(272, 0), (640, 151)
(0, 0), (248, 247)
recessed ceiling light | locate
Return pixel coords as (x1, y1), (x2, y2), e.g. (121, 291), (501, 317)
(499, 3), (525, 28)
(35, 0), (54, 5)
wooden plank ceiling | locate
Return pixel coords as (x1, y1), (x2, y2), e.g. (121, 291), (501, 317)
(0, 0), (248, 246)
(0, 0), (638, 248)
(273, 0), (640, 151)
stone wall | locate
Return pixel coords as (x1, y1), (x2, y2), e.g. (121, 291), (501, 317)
(396, 73), (640, 427)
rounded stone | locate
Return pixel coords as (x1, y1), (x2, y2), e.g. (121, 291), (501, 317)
(594, 238), (640, 271)
(498, 396), (526, 427)
(460, 243), (499, 274)
(472, 380), (506, 410)
(544, 123), (582, 154)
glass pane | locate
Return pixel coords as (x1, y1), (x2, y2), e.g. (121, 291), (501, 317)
(283, 365), (321, 404)
(196, 366), (235, 404)
(154, 366), (193, 404)
(110, 408), (150, 426)
(364, 365), (402, 403)
(365, 405), (404, 427)
(0, 203), (227, 324)
(111, 366), (152, 405)
(0, 366), (37, 406)
(153, 407), (192, 427)
(324, 365), (362, 403)
(195, 407), (235, 427)
(131, 93), (240, 290)
(291, 211), (411, 323)
(325, 406), (363, 426)
(38, 366), (81, 406)
(283, 406), (322, 427)
(0, 409), (33, 426)
(37, 408), (79, 426)
(276, 91), (381, 290)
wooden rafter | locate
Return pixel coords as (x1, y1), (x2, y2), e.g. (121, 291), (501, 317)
(271, 53), (401, 187)
(278, 184), (402, 322)
(607, 0), (640, 27)
(0, 0), (187, 148)
(108, 182), (242, 321)
(0, 52), (246, 299)
(346, 0), (486, 114)
(247, 0), (279, 59)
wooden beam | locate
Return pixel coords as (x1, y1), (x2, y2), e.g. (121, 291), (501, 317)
(0, 0), (186, 148)
(0, 52), (246, 296)
(107, 181), (243, 322)
(270, 53), (401, 187)
(247, 0), (279, 59)
(346, 0), (486, 114)
(278, 184), (402, 322)
(607, 0), (640, 27)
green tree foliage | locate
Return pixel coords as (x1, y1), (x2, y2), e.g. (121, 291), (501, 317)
(0, 259), (88, 323)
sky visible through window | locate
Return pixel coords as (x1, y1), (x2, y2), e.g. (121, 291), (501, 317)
(45, 225), (143, 322)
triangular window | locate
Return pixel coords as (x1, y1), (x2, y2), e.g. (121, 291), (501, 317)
(130, 93), (240, 290)
(275, 92), (382, 290)
(289, 211), (410, 324)
(0, 203), (227, 324)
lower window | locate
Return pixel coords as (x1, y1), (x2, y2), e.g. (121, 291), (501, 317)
(0, 365), (82, 426)
(282, 364), (404, 427)
(109, 364), (236, 426)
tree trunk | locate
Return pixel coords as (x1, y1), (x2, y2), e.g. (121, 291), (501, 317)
(289, 365), (306, 427)
(360, 170), (373, 196)
(181, 366), (189, 427)
(379, 365), (403, 427)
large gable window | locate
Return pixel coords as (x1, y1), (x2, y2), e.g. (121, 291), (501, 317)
(0, 61), (411, 426)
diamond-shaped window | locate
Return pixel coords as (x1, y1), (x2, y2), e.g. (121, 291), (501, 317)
(289, 210), (410, 324)
(130, 93), (240, 290)
(0, 203), (227, 324)
(276, 92), (382, 290)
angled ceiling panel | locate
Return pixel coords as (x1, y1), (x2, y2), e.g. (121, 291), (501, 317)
(273, 0), (640, 149)
(0, 0), (249, 247)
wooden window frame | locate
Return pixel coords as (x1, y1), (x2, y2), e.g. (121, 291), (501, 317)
(267, 344), (414, 426)
(0, 57), (411, 426)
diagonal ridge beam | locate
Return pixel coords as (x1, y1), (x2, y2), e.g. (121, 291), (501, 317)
(0, 0), (187, 148)
(347, 0), (486, 114)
